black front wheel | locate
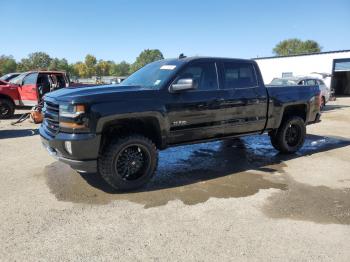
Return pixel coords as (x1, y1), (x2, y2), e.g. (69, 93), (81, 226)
(98, 135), (158, 191)
(270, 116), (306, 154)
(0, 98), (15, 119)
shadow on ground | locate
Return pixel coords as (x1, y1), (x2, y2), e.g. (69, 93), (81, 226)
(44, 133), (350, 222)
(0, 128), (38, 139)
(322, 104), (350, 112)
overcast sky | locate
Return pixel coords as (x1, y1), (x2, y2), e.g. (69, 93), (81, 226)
(1, 0), (349, 63)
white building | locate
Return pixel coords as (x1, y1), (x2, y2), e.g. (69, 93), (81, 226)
(254, 50), (350, 95)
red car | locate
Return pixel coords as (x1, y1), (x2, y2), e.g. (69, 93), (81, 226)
(0, 71), (71, 118)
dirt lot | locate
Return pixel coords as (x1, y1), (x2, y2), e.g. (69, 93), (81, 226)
(1, 99), (350, 261)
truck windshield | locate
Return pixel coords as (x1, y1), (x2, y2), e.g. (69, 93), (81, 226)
(9, 73), (27, 85)
(122, 60), (182, 89)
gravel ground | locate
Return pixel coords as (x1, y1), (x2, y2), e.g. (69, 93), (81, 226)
(0, 99), (350, 261)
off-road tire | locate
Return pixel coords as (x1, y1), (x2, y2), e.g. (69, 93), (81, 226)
(270, 133), (279, 150)
(98, 135), (158, 191)
(270, 116), (306, 154)
(0, 98), (15, 119)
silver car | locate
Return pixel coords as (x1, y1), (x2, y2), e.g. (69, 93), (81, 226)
(269, 77), (330, 108)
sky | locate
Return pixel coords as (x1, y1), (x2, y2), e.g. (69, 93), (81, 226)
(1, 0), (349, 63)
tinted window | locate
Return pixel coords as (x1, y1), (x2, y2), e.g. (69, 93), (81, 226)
(177, 62), (218, 91)
(23, 73), (38, 85)
(223, 62), (257, 89)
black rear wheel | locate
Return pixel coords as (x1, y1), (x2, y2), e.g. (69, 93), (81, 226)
(0, 98), (15, 119)
(98, 135), (158, 191)
(270, 116), (306, 154)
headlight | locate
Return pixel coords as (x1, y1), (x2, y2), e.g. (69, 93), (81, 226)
(59, 104), (88, 130)
(59, 104), (85, 118)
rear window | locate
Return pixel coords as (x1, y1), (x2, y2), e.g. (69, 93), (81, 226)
(223, 62), (257, 89)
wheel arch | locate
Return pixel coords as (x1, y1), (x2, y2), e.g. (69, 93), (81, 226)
(0, 94), (15, 105)
(98, 113), (167, 151)
(276, 103), (308, 128)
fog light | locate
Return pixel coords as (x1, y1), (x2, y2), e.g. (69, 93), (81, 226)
(64, 141), (72, 155)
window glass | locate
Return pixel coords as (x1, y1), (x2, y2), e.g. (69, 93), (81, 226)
(270, 78), (297, 86)
(23, 73), (38, 85)
(9, 73), (26, 85)
(122, 60), (184, 89)
(317, 79), (325, 85)
(223, 62), (257, 89)
(306, 79), (317, 85)
(177, 62), (218, 91)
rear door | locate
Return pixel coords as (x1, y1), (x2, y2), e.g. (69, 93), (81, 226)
(18, 72), (39, 106)
(166, 61), (223, 144)
(217, 61), (268, 135)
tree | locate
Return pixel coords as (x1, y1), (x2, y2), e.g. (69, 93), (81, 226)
(0, 55), (17, 75)
(84, 54), (97, 77)
(110, 61), (130, 76)
(96, 60), (112, 77)
(273, 39), (322, 56)
(130, 49), (164, 73)
(73, 62), (89, 78)
(18, 52), (52, 71)
(48, 58), (69, 71)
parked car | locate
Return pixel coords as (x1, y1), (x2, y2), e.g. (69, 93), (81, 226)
(0, 72), (21, 82)
(0, 80), (8, 86)
(269, 76), (330, 108)
(40, 56), (321, 191)
(0, 71), (70, 118)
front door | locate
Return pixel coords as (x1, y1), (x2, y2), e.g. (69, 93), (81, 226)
(18, 72), (39, 106)
(166, 61), (223, 144)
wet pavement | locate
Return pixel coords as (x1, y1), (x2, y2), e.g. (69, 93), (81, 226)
(2, 100), (350, 261)
(44, 134), (350, 223)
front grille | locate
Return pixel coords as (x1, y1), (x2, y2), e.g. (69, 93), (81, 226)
(43, 101), (59, 136)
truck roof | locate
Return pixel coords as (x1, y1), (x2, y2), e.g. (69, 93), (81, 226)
(167, 56), (254, 63)
(26, 70), (66, 74)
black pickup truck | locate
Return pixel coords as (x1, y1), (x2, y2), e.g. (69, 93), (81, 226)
(40, 56), (321, 190)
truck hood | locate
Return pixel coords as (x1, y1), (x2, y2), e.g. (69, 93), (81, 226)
(45, 84), (156, 103)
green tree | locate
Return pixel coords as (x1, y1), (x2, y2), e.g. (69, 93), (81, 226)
(85, 54), (97, 77)
(0, 55), (17, 75)
(110, 61), (130, 76)
(73, 62), (89, 78)
(130, 49), (164, 74)
(18, 52), (52, 71)
(96, 60), (112, 77)
(48, 58), (69, 71)
(273, 39), (322, 56)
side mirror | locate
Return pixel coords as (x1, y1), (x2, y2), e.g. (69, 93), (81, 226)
(170, 78), (196, 92)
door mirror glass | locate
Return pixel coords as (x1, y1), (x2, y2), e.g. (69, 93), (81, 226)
(170, 78), (196, 92)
